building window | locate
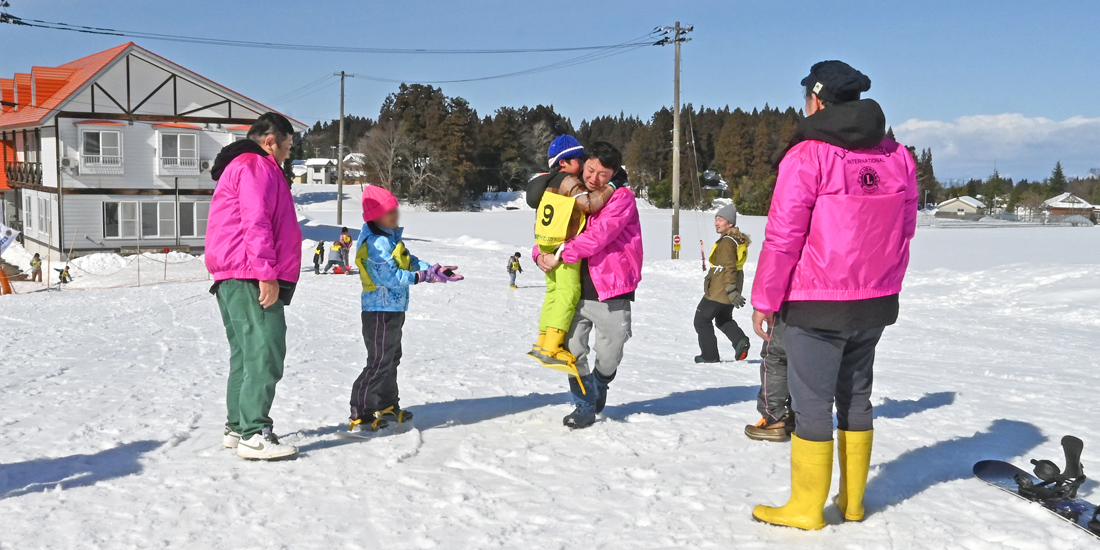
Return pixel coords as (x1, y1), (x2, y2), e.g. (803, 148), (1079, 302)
(37, 198), (47, 232)
(159, 133), (199, 175)
(179, 201), (210, 237)
(140, 201), (176, 238)
(81, 130), (123, 174)
(103, 201), (138, 238)
(24, 195), (33, 231)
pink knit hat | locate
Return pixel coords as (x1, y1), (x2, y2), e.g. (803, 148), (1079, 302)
(362, 185), (398, 222)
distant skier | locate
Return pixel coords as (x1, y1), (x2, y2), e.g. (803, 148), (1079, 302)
(344, 186), (463, 436)
(57, 265), (72, 284)
(536, 142), (642, 429)
(506, 252), (523, 288)
(750, 61), (917, 530)
(205, 112), (302, 460)
(313, 241), (325, 274)
(337, 227), (353, 268)
(29, 253), (42, 282)
(694, 204), (751, 364)
(322, 241), (344, 274)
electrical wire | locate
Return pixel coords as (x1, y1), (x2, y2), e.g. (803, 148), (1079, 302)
(349, 42), (650, 85)
(1, 13), (660, 55)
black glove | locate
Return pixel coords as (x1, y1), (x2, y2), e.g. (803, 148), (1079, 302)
(727, 289), (747, 309)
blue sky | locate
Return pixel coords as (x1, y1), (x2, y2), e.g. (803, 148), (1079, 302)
(3, 0), (1099, 180)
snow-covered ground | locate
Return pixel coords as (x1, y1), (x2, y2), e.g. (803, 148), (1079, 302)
(2, 184), (1100, 548)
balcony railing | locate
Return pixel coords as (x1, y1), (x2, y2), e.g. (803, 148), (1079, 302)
(4, 161), (42, 186)
(80, 155), (124, 175)
(159, 156), (200, 176)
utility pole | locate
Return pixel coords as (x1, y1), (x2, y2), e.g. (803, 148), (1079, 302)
(333, 71), (358, 225)
(335, 71), (347, 225)
(659, 22), (692, 259)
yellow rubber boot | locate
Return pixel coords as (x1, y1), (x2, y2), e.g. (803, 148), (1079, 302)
(752, 434), (833, 530)
(835, 429), (873, 521)
(538, 328), (576, 365)
(531, 331), (546, 355)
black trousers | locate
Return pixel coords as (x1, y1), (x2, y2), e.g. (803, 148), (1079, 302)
(786, 324), (884, 442)
(350, 311), (405, 420)
(757, 314), (791, 422)
(694, 297), (747, 360)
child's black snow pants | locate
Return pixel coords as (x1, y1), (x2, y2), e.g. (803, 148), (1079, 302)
(350, 311), (405, 421)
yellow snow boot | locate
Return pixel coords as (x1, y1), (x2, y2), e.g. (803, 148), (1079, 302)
(752, 434), (833, 530)
(536, 328), (576, 366)
(530, 331), (546, 355)
(537, 327), (585, 394)
(835, 429), (873, 521)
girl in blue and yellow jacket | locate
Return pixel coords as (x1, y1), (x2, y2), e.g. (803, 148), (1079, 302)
(345, 186), (462, 436)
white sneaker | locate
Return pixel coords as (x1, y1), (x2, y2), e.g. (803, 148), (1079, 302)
(223, 427), (241, 449)
(236, 428), (298, 460)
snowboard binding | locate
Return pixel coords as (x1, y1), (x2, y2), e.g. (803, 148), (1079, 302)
(1014, 435), (1087, 501)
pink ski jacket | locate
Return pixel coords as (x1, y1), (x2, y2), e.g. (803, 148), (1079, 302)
(559, 185), (643, 301)
(205, 153), (303, 283)
(751, 138), (917, 314)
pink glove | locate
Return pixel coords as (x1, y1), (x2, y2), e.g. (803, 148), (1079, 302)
(417, 264), (463, 284)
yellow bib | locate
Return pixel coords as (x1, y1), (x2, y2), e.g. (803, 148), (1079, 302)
(357, 240), (412, 292)
(709, 238), (749, 270)
(534, 192), (585, 247)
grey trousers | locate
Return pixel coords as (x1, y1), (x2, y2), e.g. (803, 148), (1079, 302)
(757, 315), (791, 423)
(566, 299), (632, 378)
(786, 324), (884, 442)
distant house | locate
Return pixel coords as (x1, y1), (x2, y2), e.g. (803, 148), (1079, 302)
(303, 158), (336, 185)
(1042, 192), (1096, 222)
(0, 43), (307, 259)
(342, 152), (368, 184)
(935, 196), (986, 219)
(289, 160), (308, 184)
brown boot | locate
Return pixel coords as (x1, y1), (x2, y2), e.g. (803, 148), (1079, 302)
(745, 416), (793, 442)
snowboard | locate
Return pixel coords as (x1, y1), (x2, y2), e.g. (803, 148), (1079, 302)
(973, 435), (1099, 540)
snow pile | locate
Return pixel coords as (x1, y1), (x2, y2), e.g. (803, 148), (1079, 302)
(0, 241), (34, 273)
(69, 252), (130, 275)
(471, 190), (530, 211)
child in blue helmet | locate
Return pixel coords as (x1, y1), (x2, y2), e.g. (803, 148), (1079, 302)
(524, 135), (616, 376)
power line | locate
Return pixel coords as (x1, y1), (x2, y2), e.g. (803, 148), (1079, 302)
(0, 13), (661, 55)
(349, 42), (651, 85)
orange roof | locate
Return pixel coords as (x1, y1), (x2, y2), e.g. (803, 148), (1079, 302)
(152, 122), (202, 129)
(227, 125), (251, 132)
(75, 120), (125, 125)
(0, 79), (13, 114)
(0, 43), (131, 130)
(0, 42), (304, 132)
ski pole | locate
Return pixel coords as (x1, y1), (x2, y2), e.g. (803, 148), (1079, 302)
(700, 240), (706, 271)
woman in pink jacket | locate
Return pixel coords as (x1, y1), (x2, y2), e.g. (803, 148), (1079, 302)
(537, 142), (643, 429)
(750, 61), (917, 530)
(205, 112), (303, 461)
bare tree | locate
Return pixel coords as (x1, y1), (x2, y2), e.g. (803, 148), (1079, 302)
(404, 145), (461, 208)
(1019, 191), (1045, 221)
(358, 120), (410, 192)
(524, 121), (554, 171)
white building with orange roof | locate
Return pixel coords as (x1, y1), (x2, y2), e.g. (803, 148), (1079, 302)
(0, 43), (306, 259)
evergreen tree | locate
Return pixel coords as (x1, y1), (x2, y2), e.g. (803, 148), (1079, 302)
(1047, 161), (1067, 195)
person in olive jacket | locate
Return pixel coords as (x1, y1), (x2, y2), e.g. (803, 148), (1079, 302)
(694, 204), (751, 363)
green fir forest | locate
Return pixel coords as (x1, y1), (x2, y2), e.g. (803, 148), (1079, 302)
(296, 83), (1100, 215)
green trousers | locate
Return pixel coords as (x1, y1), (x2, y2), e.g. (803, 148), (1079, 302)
(216, 279), (288, 438)
(538, 245), (582, 332)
